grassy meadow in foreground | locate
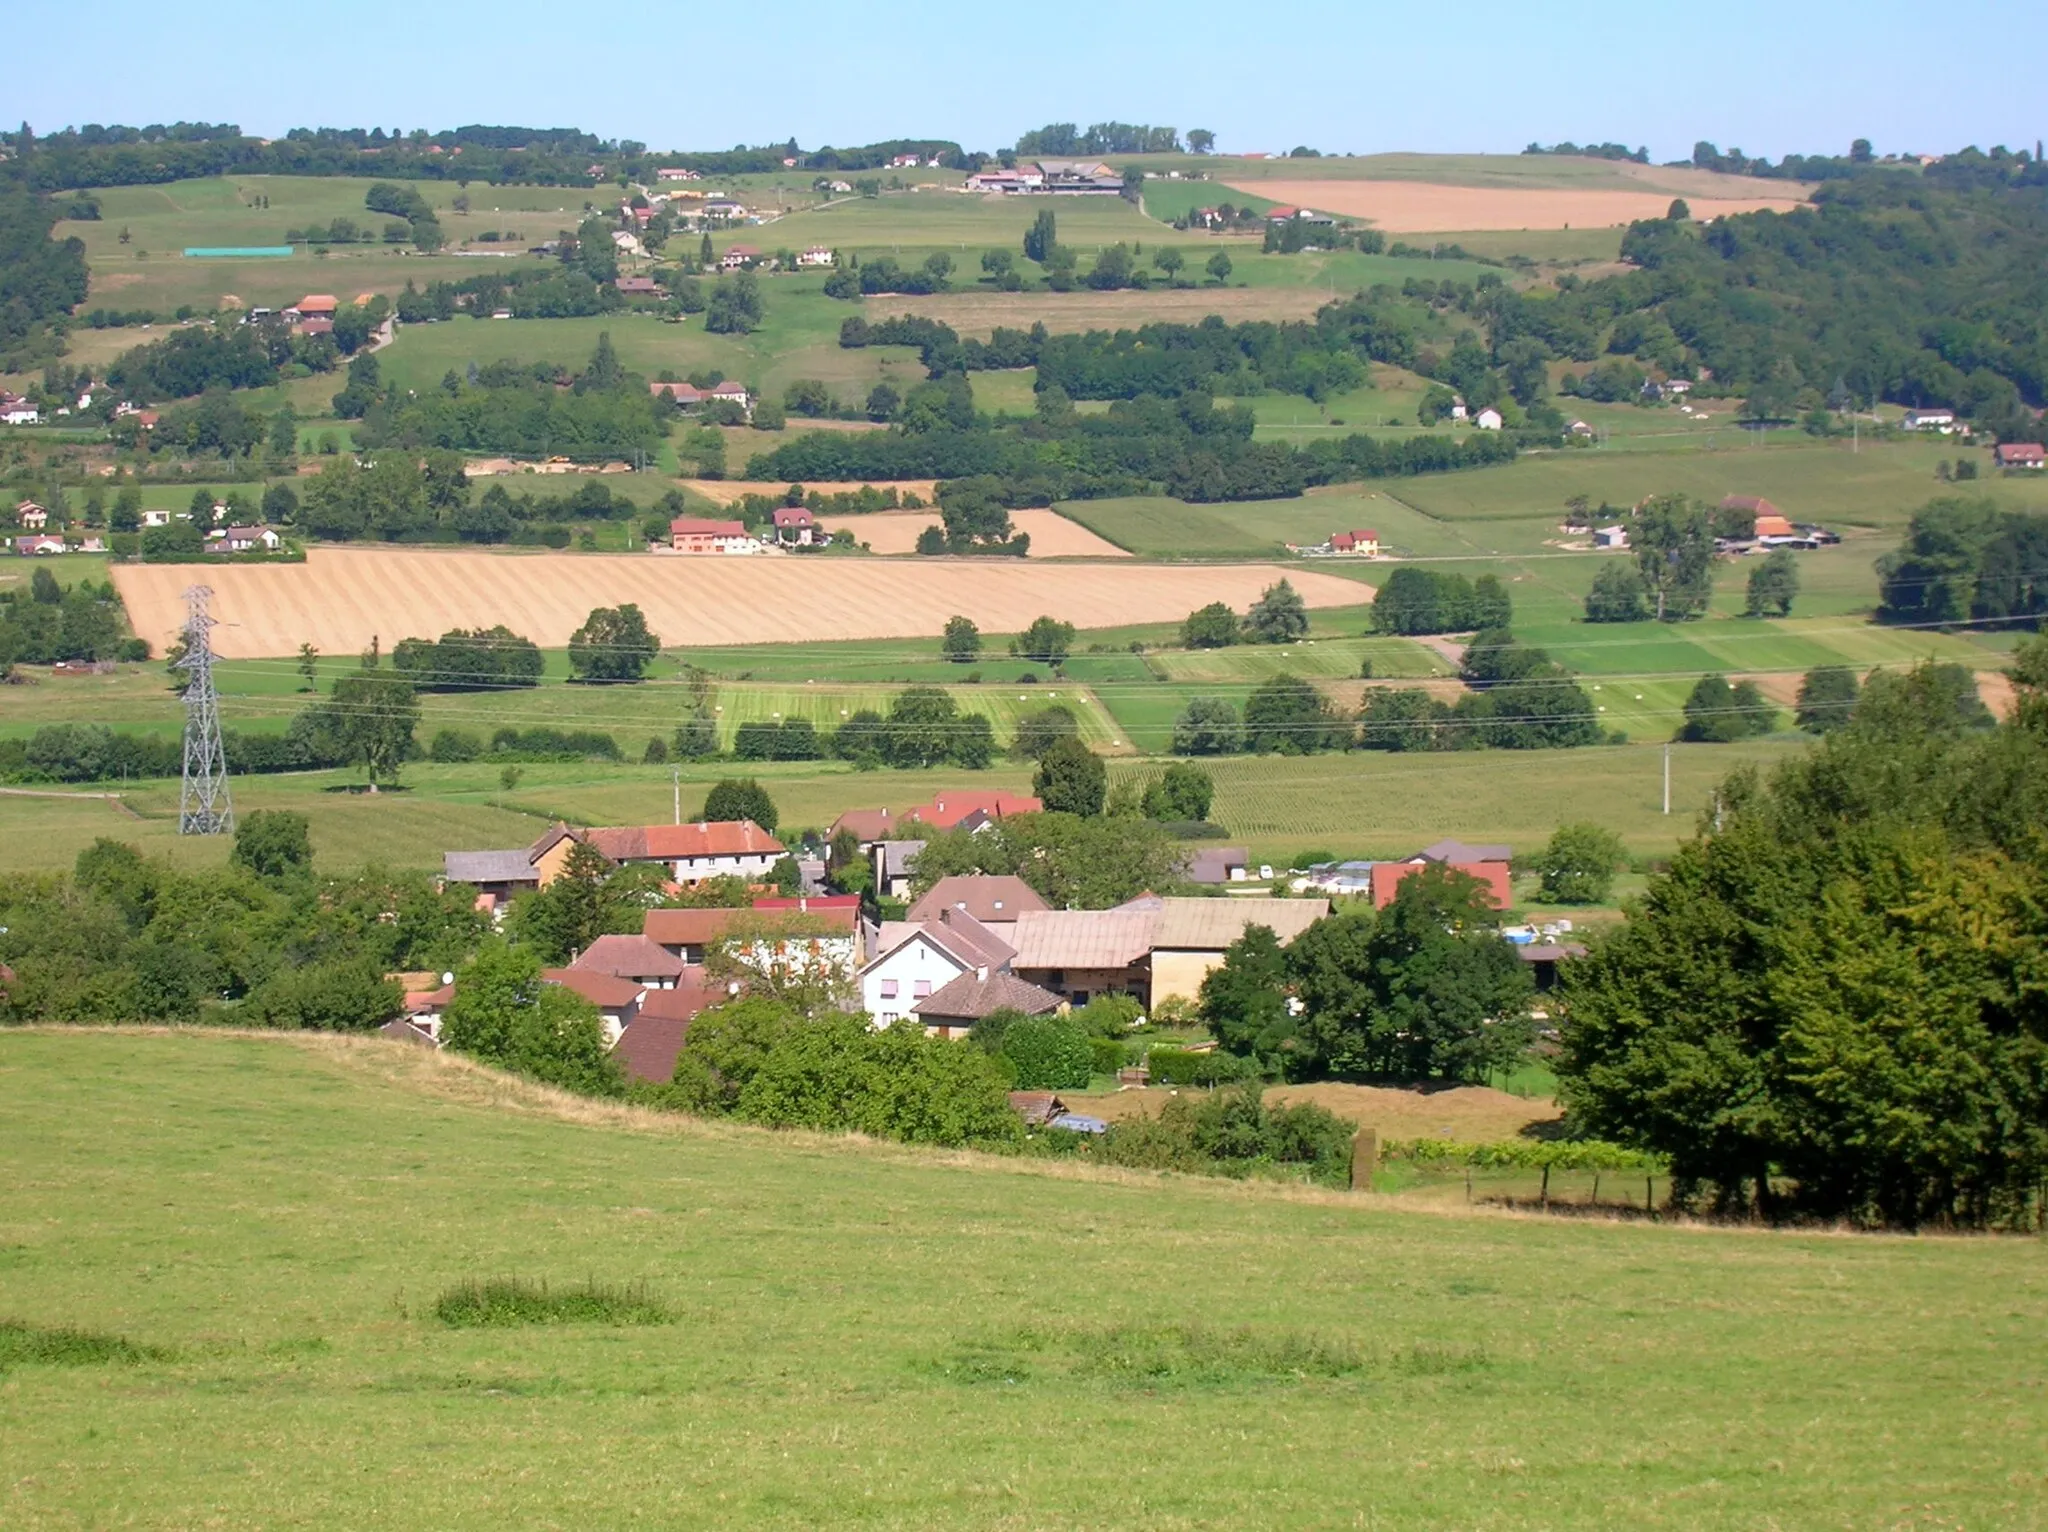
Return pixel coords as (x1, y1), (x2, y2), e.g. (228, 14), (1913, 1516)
(0, 1032), (2041, 1530)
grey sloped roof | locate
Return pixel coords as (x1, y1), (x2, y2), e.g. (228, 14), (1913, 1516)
(443, 849), (541, 885)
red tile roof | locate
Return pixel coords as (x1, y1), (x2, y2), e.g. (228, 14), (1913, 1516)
(915, 971), (1063, 1023)
(1995, 442), (2045, 465)
(904, 792), (1042, 831)
(771, 506), (815, 527)
(295, 294), (339, 314)
(829, 808), (901, 843)
(585, 821), (783, 862)
(668, 518), (747, 537)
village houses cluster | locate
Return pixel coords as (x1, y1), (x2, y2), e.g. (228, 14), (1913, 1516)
(405, 798), (1572, 1098)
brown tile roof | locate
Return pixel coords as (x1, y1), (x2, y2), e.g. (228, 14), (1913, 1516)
(643, 907), (744, 947)
(914, 970), (1063, 1023)
(1008, 1090), (1069, 1126)
(542, 967), (644, 1010)
(613, 975), (725, 1082)
(667, 518), (747, 537)
(829, 808), (900, 843)
(572, 934), (687, 980)
(908, 875), (1049, 925)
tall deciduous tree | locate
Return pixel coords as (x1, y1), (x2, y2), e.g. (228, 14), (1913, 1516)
(1033, 736), (1106, 816)
(440, 941), (620, 1095)
(1632, 494), (1716, 621)
(568, 603), (660, 682)
(1745, 548), (1800, 617)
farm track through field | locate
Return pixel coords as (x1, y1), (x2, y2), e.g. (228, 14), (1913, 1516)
(110, 548), (1369, 659)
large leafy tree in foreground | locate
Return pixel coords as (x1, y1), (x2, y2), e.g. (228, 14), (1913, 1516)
(1559, 645), (2048, 1229)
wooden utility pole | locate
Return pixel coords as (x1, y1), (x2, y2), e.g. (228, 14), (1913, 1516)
(1350, 1127), (1379, 1191)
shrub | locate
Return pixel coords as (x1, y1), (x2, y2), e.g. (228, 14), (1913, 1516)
(1146, 1047), (1260, 1087)
(429, 728), (482, 762)
(1089, 1036), (1129, 1076)
(0, 1320), (163, 1371)
(1001, 1015), (1094, 1090)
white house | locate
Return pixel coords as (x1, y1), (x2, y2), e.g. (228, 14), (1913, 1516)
(1475, 407), (1504, 431)
(16, 500), (48, 530)
(1593, 524), (1630, 549)
(203, 524), (284, 554)
(140, 509), (171, 528)
(1903, 407), (1957, 431)
(1, 402), (40, 426)
(860, 909), (1015, 1027)
(796, 247), (835, 267)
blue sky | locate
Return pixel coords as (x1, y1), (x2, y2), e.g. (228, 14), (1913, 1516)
(8, 0), (2042, 163)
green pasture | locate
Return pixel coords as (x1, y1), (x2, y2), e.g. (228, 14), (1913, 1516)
(750, 189), (1163, 256)
(1393, 437), (2044, 531)
(371, 304), (926, 405)
(0, 728), (1808, 875)
(2, 1032), (2038, 1529)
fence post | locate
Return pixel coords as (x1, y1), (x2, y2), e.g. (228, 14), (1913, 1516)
(1349, 1126), (1378, 1192)
(1591, 1171), (1601, 1208)
(1539, 1163), (1550, 1209)
(1646, 1175), (1655, 1216)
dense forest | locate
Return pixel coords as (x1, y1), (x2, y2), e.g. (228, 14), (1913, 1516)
(0, 123), (975, 190)
(1541, 173), (2048, 432)
(0, 180), (90, 369)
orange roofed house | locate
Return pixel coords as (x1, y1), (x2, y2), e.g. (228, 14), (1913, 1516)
(583, 821), (785, 884)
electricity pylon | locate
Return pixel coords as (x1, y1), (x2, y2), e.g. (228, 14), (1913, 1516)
(177, 585), (233, 835)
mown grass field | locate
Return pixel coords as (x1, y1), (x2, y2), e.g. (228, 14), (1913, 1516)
(0, 730), (1805, 877)
(1, 1032), (2040, 1530)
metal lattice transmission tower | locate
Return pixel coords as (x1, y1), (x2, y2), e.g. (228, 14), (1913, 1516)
(177, 585), (234, 835)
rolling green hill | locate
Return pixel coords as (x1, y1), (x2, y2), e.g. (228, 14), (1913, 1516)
(0, 1031), (2039, 1530)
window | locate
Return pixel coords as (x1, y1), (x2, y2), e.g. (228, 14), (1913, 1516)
(880, 979), (899, 999)
(913, 980), (932, 998)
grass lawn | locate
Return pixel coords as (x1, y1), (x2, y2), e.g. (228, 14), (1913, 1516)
(0, 1031), (2040, 1529)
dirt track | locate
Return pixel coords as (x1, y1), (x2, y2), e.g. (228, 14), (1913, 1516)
(112, 547), (1365, 658)
(1232, 179), (1810, 232)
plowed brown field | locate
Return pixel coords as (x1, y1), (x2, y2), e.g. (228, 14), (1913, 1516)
(1232, 179), (1810, 232)
(819, 508), (1131, 557)
(112, 548), (1366, 658)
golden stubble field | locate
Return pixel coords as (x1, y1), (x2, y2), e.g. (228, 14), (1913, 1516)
(818, 508), (1131, 557)
(111, 548), (1364, 658)
(1234, 180), (1811, 232)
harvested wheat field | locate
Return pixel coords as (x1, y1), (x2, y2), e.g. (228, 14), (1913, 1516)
(870, 287), (1327, 338)
(1231, 179), (1810, 233)
(681, 478), (940, 507)
(820, 508), (1131, 557)
(113, 547), (1365, 658)
(1073, 1082), (1560, 1140)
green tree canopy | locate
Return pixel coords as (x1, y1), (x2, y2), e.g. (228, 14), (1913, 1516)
(568, 603), (660, 682)
(1033, 736), (1107, 816)
(701, 777), (778, 832)
(440, 941), (621, 1096)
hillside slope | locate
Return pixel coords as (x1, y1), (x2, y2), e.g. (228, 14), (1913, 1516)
(0, 1031), (2041, 1528)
